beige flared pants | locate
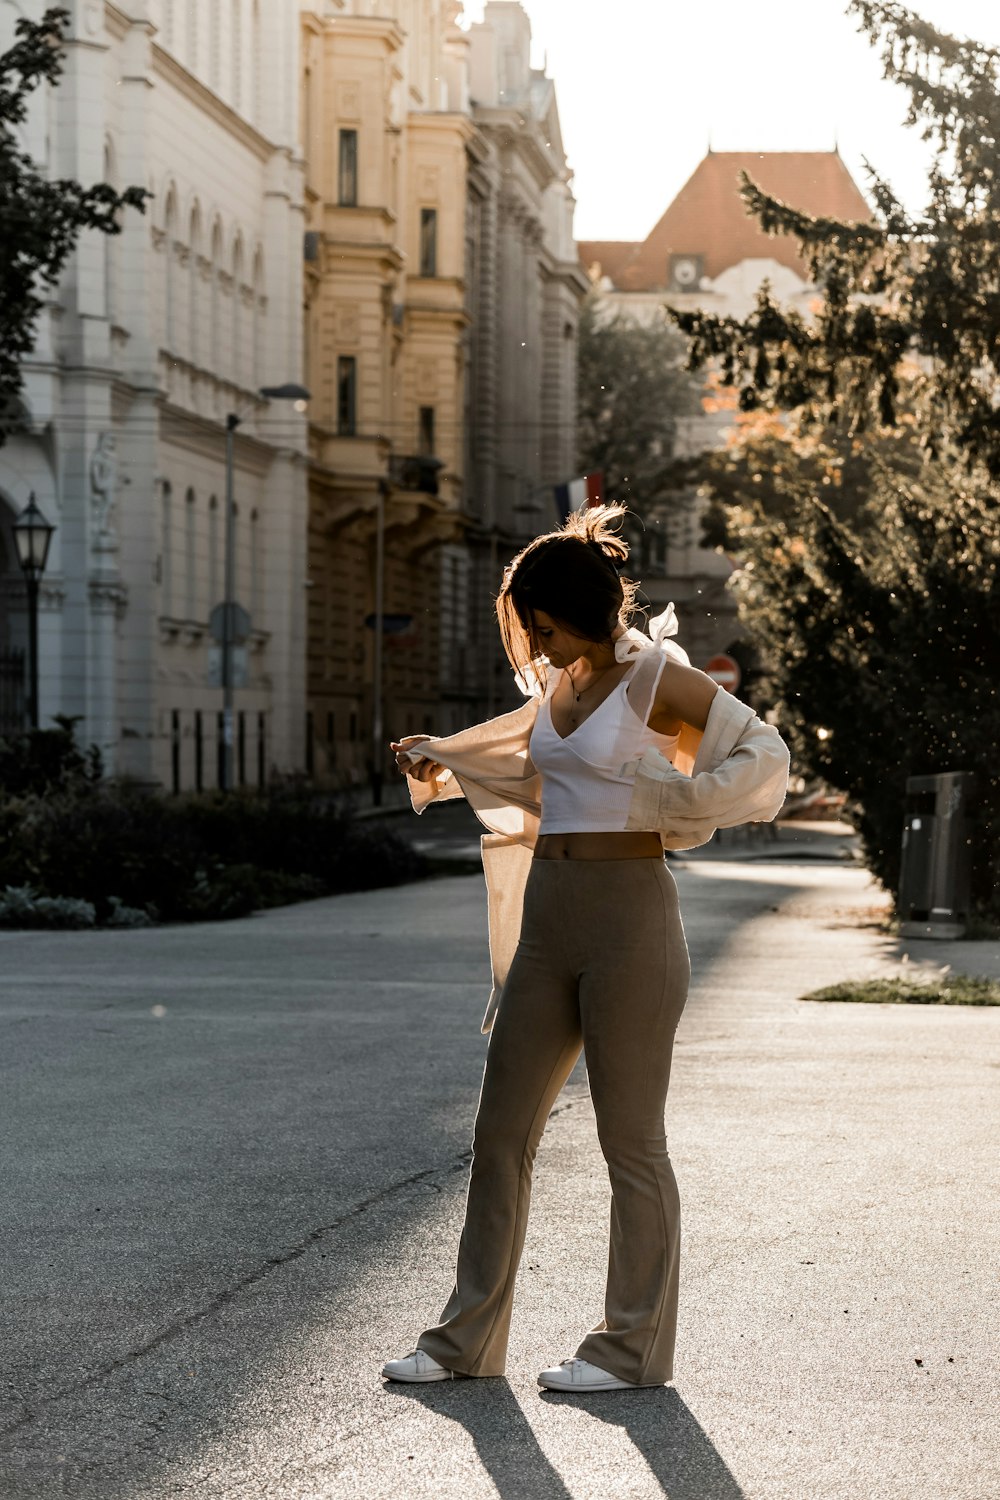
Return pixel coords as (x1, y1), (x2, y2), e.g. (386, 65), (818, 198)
(417, 856), (690, 1385)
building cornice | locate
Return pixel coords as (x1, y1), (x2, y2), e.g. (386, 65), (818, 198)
(160, 403), (293, 475)
(407, 112), (478, 145)
(322, 14), (405, 52)
(475, 107), (560, 191)
(151, 46), (274, 162)
(317, 237), (404, 276)
(541, 258), (591, 297)
(104, 4), (131, 43)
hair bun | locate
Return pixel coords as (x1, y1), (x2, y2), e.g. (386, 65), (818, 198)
(563, 502), (630, 565)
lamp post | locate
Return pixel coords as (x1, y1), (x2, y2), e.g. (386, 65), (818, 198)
(13, 493), (56, 730)
(372, 479), (387, 808)
(220, 383), (310, 791)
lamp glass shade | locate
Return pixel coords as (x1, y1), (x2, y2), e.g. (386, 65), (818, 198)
(13, 495), (55, 576)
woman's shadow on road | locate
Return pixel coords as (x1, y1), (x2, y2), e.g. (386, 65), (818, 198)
(384, 1380), (744, 1500)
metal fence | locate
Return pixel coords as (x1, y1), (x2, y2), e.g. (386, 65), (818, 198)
(0, 647), (26, 736)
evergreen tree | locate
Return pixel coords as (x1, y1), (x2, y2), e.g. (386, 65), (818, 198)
(669, 0), (1000, 918)
(674, 2), (1000, 478)
(0, 8), (147, 443)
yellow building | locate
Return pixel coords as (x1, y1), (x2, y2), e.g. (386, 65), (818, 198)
(300, 3), (473, 790)
(300, 1), (584, 788)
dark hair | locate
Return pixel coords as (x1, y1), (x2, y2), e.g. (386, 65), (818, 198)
(495, 503), (638, 686)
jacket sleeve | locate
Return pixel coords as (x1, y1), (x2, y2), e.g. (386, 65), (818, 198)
(625, 694), (790, 846)
(403, 754), (466, 813)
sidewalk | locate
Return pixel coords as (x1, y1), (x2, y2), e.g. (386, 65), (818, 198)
(1, 848), (997, 1498)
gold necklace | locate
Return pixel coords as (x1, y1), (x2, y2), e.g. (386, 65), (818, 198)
(567, 662), (613, 703)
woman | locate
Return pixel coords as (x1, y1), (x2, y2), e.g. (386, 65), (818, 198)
(381, 505), (789, 1394)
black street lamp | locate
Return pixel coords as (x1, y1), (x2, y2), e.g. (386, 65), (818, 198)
(12, 493), (56, 730)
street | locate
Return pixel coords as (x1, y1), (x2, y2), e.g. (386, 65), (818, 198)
(1, 850), (998, 1500)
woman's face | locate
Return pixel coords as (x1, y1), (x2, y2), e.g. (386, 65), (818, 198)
(528, 609), (594, 667)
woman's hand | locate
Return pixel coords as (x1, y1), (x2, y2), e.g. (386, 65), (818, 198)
(390, 736), (445, 783)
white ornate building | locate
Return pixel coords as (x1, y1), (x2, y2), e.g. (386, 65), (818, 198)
(0, 0), (308, 788)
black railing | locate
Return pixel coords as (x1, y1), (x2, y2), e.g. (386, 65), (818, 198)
(0, 647), (26, 736)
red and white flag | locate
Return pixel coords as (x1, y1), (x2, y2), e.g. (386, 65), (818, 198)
(554, 472), (604, 519)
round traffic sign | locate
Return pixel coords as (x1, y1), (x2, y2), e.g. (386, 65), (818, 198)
(704, 653), (741, 693)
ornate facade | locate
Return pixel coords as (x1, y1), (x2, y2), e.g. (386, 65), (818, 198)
(0, 0), (308, 788)
(301, 0), (585, 787)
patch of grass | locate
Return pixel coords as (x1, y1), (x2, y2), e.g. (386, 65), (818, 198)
(801, 974), (1000, 1007)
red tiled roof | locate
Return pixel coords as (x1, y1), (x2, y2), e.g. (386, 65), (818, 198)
(602, 151), (872, 292)
(577, 239), (641, 283)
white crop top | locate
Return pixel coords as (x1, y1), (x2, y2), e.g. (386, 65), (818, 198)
(529, 658), (680, 835)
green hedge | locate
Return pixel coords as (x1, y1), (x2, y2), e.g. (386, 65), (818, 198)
(0, 727), (426, 924)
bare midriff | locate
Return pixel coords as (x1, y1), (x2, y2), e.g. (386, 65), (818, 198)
(533, 830), (663, 861)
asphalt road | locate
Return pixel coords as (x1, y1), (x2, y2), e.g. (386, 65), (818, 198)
(1, 852), (997, 1500)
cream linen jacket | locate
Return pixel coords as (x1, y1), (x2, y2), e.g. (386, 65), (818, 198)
(404, 620), (790, 1033)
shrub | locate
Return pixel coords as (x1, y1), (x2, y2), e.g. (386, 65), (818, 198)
(0, 782), (427, 926)
(0, 885), (96, 929)
(0, 716), (101, 798)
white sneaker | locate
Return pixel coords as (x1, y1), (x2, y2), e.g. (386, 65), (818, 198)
(381, 1348), (462, 1383)
(537, 1357), (642, 1392)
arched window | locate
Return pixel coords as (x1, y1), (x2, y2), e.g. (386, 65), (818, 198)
(164, 187), (178, 353)
(252, 245), (265, 388)
(104, 138), (120, 330)
(208, 495), (220, 607)
(189, 204), (202, 368)
(184, 487), (197, 618)
(231, 234), (245, 386)
(210, 219), (224, 375)
(161, 481), (173, 614)
(249, 506), (261, 618)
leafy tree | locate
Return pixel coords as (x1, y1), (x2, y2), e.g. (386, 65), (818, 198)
(730, 467), (999, 916)
(577, 295), (702, 510)
(0, 7), (147, 443)
(668, 0), (1000, 917)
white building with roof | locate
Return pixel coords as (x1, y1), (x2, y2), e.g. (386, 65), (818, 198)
(578, 149), (871, 667)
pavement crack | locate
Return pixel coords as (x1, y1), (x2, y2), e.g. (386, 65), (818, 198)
(0, 1103), (584, 1444)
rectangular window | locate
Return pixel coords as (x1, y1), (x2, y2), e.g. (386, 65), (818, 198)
(338, 129), (358, 207)
(171, 710), (181, 796)
(194, 710), (204, 793)
(418, 406), (436, 457)
(419, 208), (438, 277)
(337, 355), (357, 436)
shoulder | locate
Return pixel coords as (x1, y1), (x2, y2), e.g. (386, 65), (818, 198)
(652, 659), (719, 734)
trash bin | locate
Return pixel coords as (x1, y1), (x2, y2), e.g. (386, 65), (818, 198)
(898, 772), (975, 939)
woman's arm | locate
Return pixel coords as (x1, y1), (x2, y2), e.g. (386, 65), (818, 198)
(648, 661), (720, 736)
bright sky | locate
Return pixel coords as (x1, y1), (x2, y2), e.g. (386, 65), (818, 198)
(459, 0), (1000, 240)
